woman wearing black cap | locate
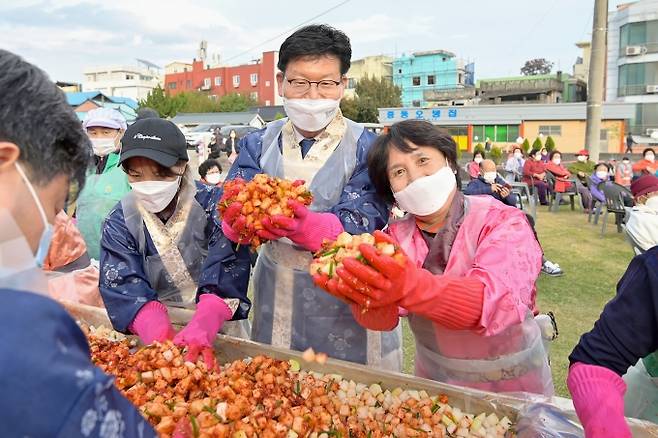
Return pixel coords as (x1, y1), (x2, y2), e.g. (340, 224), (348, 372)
(98, 118), (250, 368)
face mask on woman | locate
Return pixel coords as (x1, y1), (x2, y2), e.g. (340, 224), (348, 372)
(393, 166), (456, 216)
(205, 173), (221, 185)
(90, 134), (119, 157)
(646, 153), (655, 163)
(577, 155), (587, 162)
(514, 152), (523, 159)
(130, 177), (182, 213)
(474, 156), (483, 164)
(535, 154), (542, 161)
(552, 158), (561, 165)
(283, 98), (340, 132)
(595, 170), (608, 180)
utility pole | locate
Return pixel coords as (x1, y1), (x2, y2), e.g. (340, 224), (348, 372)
(584, 0), (608, 163)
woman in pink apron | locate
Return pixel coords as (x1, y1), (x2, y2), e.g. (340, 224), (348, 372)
(315, 120), (554, 396)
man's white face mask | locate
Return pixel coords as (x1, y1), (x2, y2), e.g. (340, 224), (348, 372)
(283, 98), (341, 132)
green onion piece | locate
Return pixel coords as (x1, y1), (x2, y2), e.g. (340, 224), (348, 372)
(190, 415), (199, 438)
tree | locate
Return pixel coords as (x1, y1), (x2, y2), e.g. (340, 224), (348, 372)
(544, 135), (556, 152)
(532, 137), (543, 151)
(218, 93), (257, 112)
(521, 138), (531, 154)
(339, 76), (402, 123)
(473, 143), (485, 155)
(274, 112), (286, 120)
(139, 85), (186, 118)
(490, 146), (504, 165)
(520, 58), (554, 76)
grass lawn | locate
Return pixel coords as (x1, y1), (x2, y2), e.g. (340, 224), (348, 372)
(401, 208), (635, 398)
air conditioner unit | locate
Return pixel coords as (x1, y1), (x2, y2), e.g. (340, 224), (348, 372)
(646, 84), (658, 93)
(200, 84), (211, 91)
(625, 46), (645, 56)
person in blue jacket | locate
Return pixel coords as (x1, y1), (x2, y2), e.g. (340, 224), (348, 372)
(219, 24), (401, 370)
(464, 158), (519, 207)
(99, 118), (251, 367)
(0, 48), (156, 438)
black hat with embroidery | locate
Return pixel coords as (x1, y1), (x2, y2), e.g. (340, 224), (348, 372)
(119, 118), (188, 167)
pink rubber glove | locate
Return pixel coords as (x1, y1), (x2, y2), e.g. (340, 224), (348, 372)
(173, 294), (233, 369)
(128, 301), (175, 345)
(257, 199), (343, 252)
(220, 202), (250, 244)
(567, 362), (631, 438)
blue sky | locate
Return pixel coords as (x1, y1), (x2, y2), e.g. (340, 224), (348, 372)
(0, 0), (628, 82)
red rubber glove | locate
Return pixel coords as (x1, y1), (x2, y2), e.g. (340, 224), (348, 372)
(220, 202), (250, 244)
(257, 199), (343, 252)
(173, 294), (233, 370)
(332, 230), (483, 330)
(567, 362), (631, 438)
(128, 301), (175, 345)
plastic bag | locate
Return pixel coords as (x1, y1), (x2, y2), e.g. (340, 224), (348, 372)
(515, 403), (584, 438)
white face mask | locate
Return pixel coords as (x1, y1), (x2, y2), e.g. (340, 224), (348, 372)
(514, 152), (523, 159)
(14, 162), (53, 267)
(393, 166), (456, 216)
(646, 153), (655, 163)
(90, 135), (119, 157)
(645, 196), (658, 211)
(483, 171), (497, 184)
(595, 170), (608, 180)
(577, 155), (587, 162)
(283, 98), (340, 132)
(474, 157), (483, 164)
(205, 173), (221, 185)
(130, 178), (181, 213)
(552, 158), (561, 165)
(535, 154), (542, 161)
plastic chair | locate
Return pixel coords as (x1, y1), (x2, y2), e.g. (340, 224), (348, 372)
(600, 182), (633, 235)
(545, 171), (579, 213)
(510, 181), (537, 220)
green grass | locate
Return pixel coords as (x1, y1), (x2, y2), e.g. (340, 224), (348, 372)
(401, 208), (635, 398)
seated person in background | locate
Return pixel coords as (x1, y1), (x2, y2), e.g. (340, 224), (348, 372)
(625, 175), (658, 252)
(540, 147), (549, 163)
(466, 150), (484, 180)
(633, 148), (656, 177)
(464, 159), (518, 207)
(198, 158), (223, 187)
(465, 160), (563, 277)
(522, 148), (549, 205)
(616, 156), (633, 188)
(567, 247), (658, 437)
(590, 162), (613, 204)
(568, 149), (595, 210)
(504, 146), (525, 183)
(545, 150), (573, 193)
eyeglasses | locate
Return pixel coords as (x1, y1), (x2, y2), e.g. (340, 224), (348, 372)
(285, 77), (342, 94)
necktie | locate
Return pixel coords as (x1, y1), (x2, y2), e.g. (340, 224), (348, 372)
(299, 138), (316, 159)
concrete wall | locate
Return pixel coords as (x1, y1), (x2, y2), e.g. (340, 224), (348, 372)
(523, 120), (625, 154)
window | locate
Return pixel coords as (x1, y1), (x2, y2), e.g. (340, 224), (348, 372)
(347, 78), (358, 89)
(203, 77), (211, 88)
(427, 75), (435, 85)
(265, 100), (271, 106)
(538, 125), (562, 136)
(265, 80), (271, 87)
(495, 125), (508, 142)
(186, 80), (192, 89)
(458, 73), (463, 84)
(472, 125), (521, 143)
(618, 62), (658, 96)
(233, 75), (240, 87)
(412, 100), (421, 107)
(412, 76), (421, 86)
(250, 73), (258, 86)
(600, 129), (608, 141)
(214, 76), (222, 86)
(168, 82), (176, 89)
(398, 69), (402, 74)
(620, 19), (658, 50)
(250, 92), (258, 101)
(125, 74), (134, 80)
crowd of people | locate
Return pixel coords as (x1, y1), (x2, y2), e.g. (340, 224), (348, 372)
(1, 23), (657, 438)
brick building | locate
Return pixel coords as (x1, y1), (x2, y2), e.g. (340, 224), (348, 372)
(164, 51), (281, 107)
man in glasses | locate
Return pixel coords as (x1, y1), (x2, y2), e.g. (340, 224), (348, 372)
(220, 24), (400, 370)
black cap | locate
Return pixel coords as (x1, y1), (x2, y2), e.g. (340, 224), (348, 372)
(120, 118), (188, 168)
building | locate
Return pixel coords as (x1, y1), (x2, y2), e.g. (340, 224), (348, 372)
(165, 62), (193, 75)
(606, 0), (658, 143)
(83, 61), (162, 101)
(344, 55), (393, 99)
(379, 103), (635, 154)
(393, 50), (474, 107)
(65, 91), (139, 123)
(163, 51), (281, 107)
(477, 72), (587, 105)
(573, 41), (591, 83)
(56, 81), (82, 93)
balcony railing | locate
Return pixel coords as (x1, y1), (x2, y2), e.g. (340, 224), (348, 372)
(618, 84), (658, 97)
(619, 42), (658, 57)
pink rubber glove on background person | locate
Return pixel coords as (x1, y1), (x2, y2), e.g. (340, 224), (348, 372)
(567, 362), (631, 438)
(220, 202), (250, 244)
(258, 199), (343, 252)
(129, 301), (175, 345)
(173, 294), (233, 369)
